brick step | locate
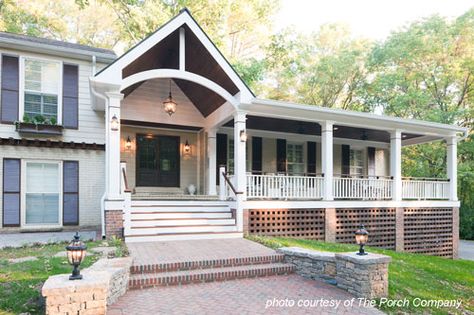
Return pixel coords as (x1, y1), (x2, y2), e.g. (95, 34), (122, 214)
(130, 253), (286, 274)
(129, 263), (295, 289)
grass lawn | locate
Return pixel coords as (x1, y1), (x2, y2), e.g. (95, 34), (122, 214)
(248, 236), (474, 315)
(0, 238), (127, 315)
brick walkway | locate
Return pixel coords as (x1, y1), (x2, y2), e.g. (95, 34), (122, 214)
(109, 275), (383, 315)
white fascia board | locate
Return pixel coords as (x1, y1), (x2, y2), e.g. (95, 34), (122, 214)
(0, 39), (115, 63)
(245, 99), (467, 138)
(402, 135), (444, 146)
(243, 200), (460, 209)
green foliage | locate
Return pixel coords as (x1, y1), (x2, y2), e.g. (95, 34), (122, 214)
(250, 236), (474, 314)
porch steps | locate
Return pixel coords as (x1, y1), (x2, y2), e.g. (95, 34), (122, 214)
(125, 200), (240, 242)
(129, 253), (294, 289)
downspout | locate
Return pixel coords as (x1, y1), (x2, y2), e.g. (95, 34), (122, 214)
(90, 70), (109, 239)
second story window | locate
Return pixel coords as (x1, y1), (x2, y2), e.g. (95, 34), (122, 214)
(350, 149), (364, 176)
(22, 58), (61, 123)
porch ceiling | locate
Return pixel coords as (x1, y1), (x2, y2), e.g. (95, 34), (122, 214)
(120, 26), (238, 117)
(224, 116), (423, 143)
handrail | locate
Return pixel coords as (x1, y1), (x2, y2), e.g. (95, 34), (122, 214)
(402, 177), (449, 182)
(121, 167), (131, 193)
(223, 171), (243, 195)
(334, 174), (393, 179)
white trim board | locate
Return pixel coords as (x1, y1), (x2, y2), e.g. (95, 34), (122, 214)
(243, 200), (460, 209)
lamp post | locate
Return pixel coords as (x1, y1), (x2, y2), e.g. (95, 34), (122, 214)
(355, 224), (369, 256)
(66, 232), (87, 280)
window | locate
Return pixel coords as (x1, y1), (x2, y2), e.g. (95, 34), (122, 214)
(350, 149), (364, 176)
(22, 58), (61, 122)
(287, 143), (304, 175)
(25, 162), (61, 225)
(227, 138), (250, 174)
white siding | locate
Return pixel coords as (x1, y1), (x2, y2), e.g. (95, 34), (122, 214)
(0, 48), (108, 144)
(376, 148), (390, 177)
(0, 146), (104, 229)
(262, 138), (276, 173)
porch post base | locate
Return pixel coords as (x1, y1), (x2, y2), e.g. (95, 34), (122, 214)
(105, 210), (124, 239)
(324, 208), (336, 243)
(395, 207), (404, 252)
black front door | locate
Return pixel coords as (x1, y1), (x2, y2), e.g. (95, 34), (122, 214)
(136, 135), (180, 187)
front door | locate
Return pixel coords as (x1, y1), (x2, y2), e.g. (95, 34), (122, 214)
(136, 135), (180, 187)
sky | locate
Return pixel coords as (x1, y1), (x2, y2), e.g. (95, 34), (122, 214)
(276, 0), (474, 39)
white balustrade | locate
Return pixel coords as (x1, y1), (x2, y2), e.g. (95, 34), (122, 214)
(246, 174), (324, 199)
(333, 177), (393, 200)
(402, 179), (450, 200)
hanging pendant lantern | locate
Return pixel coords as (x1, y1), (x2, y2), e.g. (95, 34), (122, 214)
(163, 80), (177, 116)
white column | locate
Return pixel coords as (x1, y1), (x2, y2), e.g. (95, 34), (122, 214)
(105, 91), (124, 201)
(390, 130), (402, 201)
(207, 128), (217, 195)
(234, 111), (247, 232)
(447, 136), (458, 201)
(321, 121), (334, 200)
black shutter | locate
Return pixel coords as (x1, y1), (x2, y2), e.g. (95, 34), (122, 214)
(252, 137), (262, 174)
(1, 55), (19, 123)
(341, 144), (351, 176)
(3, 159), (20, 226)
(307, 141), (317, 176)
(63, 161), (79, 225)
(62, 64), (79, 129)
(368, 147), (376, 177)
(276, 139), (287, 173)
(216, 133), (227, 184)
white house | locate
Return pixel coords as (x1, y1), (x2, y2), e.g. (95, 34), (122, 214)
(0, 9), (467, 257)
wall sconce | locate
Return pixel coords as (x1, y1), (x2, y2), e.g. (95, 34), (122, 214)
(355, 224), (369, 256)
(240, 130), (247, 142)
(125, 136), (132, 150)
(110, 115), (119, 131)
(184, 140), (191, 154)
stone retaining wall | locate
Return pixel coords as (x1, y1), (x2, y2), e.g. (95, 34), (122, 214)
(42, 257), (132, 315)
(278, 247), (390, 299)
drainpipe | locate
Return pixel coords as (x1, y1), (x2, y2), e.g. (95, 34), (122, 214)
(90, 81), (108, 239)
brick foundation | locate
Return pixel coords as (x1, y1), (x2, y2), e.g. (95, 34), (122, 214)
(105, 210), (124, 239)
(246, 207), (458, 258)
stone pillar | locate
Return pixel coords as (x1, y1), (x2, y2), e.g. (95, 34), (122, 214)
(453, 207), (459, 258)
(321, 121), (334, 200)
(395, 207), (404, 252)
(325, 208), (336, 243)
(390, 130), (402, 201)
(206, 128), (217, 195)
(447, 136), (458, 201)
(335, 253), (391, 299)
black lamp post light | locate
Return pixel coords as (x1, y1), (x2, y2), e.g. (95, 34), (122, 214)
(66, 232), (87, 280)
(355, 224), (369, 256)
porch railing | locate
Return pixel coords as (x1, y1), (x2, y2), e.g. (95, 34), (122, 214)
(246, 174), (324, 199)
(402, 178), (450, 200)
(333, 176), (393, 200)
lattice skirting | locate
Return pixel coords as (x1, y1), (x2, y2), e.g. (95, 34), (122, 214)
(335, 208), (396, 249)
(246, 207), (457, 258)
(404, 208), (453, 257)
(247, 209), (325, 239)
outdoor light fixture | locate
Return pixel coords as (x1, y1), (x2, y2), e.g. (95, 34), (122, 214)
(184, 140), (191, 154)
(355, 224), (369, 256)
(125, 136), (132, 150)
(110, 115), (119, 131)
(66, 232), (87, 280)
(240, 130), (247, 142)
(163, 80), (177, 116)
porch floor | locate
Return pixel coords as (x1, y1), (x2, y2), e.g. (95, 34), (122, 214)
(127, 238), (275, 267)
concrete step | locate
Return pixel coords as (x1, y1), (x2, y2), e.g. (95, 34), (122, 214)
(129, 263), (295, 289)
(130, 253), (286, 274)
(130, 200), (229, 207)
(130, 206), (231, 213)
(125, 232), (243, 243)
(128, 224), (238, 236)
(130, 218), (236, 228)
(130, 212), (232, 220)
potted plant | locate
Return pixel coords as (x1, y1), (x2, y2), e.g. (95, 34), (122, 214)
(15, 114), (64, 136)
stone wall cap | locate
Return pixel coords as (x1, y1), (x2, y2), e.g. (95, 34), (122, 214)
(42, 270), (109, 295)
(335, 252), (391, 264)
(278, 247), (336, 262)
